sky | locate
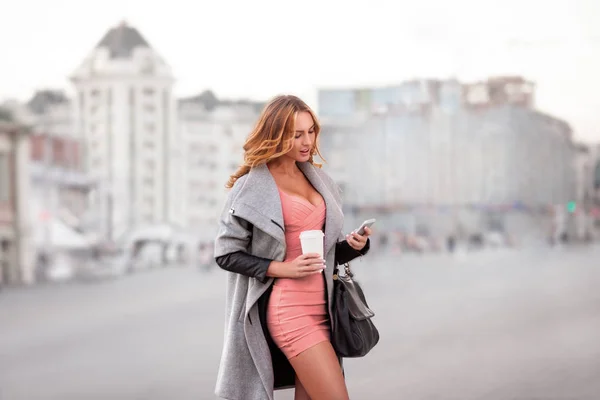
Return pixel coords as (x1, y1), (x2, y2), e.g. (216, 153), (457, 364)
(1, 0), (599, 142)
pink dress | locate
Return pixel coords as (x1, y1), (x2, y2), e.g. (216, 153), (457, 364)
(266, 188), (330, 359)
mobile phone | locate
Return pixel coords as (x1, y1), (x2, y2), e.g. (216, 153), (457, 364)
(353, 218), (376, 235)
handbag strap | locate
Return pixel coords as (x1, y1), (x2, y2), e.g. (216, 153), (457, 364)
(333, 263), (353, 280)
(334, 241), (366, 279)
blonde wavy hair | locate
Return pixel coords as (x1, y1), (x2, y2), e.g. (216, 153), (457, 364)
(226, 95), (325, 189)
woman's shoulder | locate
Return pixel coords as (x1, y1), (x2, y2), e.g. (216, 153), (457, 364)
(310, 163), (343, 198)
(230, 174), (249, 190)
(311, 163), (334, 184)
(224, 175), (249, 203)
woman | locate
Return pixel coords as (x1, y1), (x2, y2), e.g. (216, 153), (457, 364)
(214, 95), (373, 400)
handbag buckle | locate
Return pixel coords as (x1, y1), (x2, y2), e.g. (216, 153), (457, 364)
(343, 263), (353, 278)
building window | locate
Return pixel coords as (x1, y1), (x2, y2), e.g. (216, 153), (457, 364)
(145, 123), (156, 133)
(144, 104), (156, 113)
(144, 197), (154, 209)
(594, 160), (600, 190)
(143, 88), (155, 96)
(189, 143), (203, 152)
(0, 153), (10, 202)
(1, 239), (11, 284)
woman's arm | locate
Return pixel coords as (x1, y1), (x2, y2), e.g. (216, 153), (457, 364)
(214, 197), (297, 282)
(212, 186), (274, 281)
(213, 205), (274, 282)
(215, 251), (273, 283)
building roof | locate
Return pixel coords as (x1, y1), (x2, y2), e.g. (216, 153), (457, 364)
(179, 90), (220, 111)
(27, 90), (69, 115)
(0, 121), (31, 134)
(0, 106), (13, 122)
(179, 90), (265, 112)
(96, 21), (150, 59)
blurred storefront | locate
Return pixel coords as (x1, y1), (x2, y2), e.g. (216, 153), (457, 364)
(0, 122), (35, 285)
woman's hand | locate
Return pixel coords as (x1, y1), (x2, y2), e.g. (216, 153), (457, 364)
(346, 226), (372, 251)
(267, 253), (325, 279)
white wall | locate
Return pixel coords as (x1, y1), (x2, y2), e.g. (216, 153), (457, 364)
(15, 132), (35, 284)
(179, 103), (256, 234)
(321, 106), (576, 209)
(71, 45), (177, 241)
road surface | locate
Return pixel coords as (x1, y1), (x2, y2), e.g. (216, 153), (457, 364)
(1, 246), (599, 399)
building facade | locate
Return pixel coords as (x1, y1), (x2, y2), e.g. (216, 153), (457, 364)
(20, 90), (95, 230)
(70, 21), (180, 242)
(0, 123), (35, 285)
(178, 92), (262, 237)
(318, 77), (576, 237)
(586, 144), (600, 235)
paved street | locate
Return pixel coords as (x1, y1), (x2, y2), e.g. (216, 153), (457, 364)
(1, 246), (600, 400)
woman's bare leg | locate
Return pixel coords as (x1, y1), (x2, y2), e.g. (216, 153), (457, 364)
(294, 375), (311, 400)
(289, 341), (349, 400)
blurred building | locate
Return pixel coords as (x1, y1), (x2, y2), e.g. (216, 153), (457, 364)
(588, 144), (600, 234)
(568, 143), (600, 241)
(318, 77), (576, 238)
(178, 91), (262, 236)
(70, 21), (181, 242)
(21, 91), (95, 227)
(3, 91), (98, 263)
(3, 21), (267, 258)
(0, 122), (35, 285)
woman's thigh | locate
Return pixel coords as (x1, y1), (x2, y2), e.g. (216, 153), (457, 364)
(289, 341), (349, 400)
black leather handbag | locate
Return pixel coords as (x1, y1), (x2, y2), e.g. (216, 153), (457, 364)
(330, 262), (380, 358)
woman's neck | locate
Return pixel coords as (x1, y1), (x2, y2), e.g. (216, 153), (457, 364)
(268, 158), (301, 177)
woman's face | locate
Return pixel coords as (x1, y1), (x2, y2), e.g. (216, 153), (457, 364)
(287, 111), (316, 162)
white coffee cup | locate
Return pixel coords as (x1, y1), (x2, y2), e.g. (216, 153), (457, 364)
(299, 230), (325, 272)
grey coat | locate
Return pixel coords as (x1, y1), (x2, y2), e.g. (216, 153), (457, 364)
(213, 162), (348, 400)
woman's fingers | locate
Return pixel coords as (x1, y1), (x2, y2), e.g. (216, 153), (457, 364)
(347, 233), (367, 250)
(299, 256), (325, 266)
(297, 266), (324, 277)
(347, 234), (362, 246)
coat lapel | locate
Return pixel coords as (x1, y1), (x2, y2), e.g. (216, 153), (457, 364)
(297, 162), (344, 257)
(232, 164), (286, 246)
(233, 162), (343, 257)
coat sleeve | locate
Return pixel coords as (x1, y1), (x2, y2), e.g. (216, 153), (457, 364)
(335, 238), (370, 265)
(213, 184), (272, 283)
(215, 251), (271, 284)
(214, 208), (252, 257)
